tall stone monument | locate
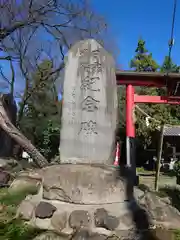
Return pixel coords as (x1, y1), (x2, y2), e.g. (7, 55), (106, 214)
(60, 39), (118, 164)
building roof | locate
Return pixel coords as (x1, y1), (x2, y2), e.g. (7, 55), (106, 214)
(163, 125), (180, 136)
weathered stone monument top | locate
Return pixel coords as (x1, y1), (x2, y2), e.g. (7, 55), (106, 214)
(60, 39), (118, 164)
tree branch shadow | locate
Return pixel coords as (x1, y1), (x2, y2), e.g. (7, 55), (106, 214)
(119, 165), (158, 240)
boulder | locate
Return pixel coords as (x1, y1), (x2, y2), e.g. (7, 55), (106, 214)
(139, 191), (180, 229)
(9, 171), (42, 193)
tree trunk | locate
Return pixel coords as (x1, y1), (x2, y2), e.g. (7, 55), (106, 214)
(0, 100), (48, 168)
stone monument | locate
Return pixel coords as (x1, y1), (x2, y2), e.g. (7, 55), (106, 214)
(60, 39), (118, 164)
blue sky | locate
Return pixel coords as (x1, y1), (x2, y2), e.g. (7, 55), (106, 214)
(1, 0), (180, 97)
(92, 0), (180, 69)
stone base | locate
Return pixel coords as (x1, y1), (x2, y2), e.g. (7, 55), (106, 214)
(10, 164), (180, 239)
(13, 164), (145, 235)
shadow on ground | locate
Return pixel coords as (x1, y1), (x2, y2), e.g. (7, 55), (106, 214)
(119, 165), (158, 240)
(158, 186), (180, 212)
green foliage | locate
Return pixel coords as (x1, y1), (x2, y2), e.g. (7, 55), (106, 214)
(130, 39), (159, 72)
(174, 229), (180, 240)
(0, 186), (38, 207)
(127, 38), (180, 147)
(161, 56), (180, 73)
(19, 59), (61, 160)
(39, 120), (60, 158)
(0, 187), (43, 240)
(174, 161), (180, 177)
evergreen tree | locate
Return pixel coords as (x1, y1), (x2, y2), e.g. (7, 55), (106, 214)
(161, 56), (180, 73)
(130, 39), (159, 72)
(19, 60), (61, 160)
(129, 39), (180, 147)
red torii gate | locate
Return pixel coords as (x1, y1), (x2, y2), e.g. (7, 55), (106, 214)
(116, 71), (180, 180)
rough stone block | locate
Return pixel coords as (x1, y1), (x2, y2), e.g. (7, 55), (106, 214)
(51, 210), (67, 231)
(17, 200), (35, 220)
(60, 39), (118, 164)
(94, 208), (119, 230)
(35, 201), (56, 219)
(69, 210), (91, 228)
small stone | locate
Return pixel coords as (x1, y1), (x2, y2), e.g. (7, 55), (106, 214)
(94, 208), (108, 227)
(104, 215), (119, 230)
(0, 171), (10, 186)
(61, 228), (74, 235)
(73, 229), (90, 240)
(33, 232), (68, 240)
(0, 159), (8, 168)
(51, 211), (67, 231)
(69, 210), (90, 228)
(89, 234), (107, 240)
(35, 202), (56, 219)
(17, 200), (35, 220)
(114, 230), (137, 240)
(94, 208), (119, 230)
(34, 218), (52, 230)
(91, 228), (112, 236)
(161, 197), (171, 205)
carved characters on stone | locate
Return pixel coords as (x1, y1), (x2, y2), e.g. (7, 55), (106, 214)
(81, 96), (100, 113)
(78, 46), (103, 136)
(60, 39), (117, 164)
(79, 120), (98, 135)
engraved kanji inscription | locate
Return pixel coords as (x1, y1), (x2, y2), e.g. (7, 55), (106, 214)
(79, 120), (98, 135)
(81, 96), (100, 112)
(80, 76), (100, 91)
(78, 46), (103, 93)
(91, 49), (101, 64)
(81, 62), (102, 75)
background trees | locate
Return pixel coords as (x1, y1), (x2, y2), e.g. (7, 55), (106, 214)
(19, 60), (61, 160)
(0, 1), (180, 161)
(0, 0), (113, 164)
(129, 39), (180, 148)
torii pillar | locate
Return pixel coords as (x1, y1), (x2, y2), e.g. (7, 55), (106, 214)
(116, 71), (180, 185)
(126, 85), (135, 167)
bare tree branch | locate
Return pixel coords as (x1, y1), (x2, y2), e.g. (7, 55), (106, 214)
(0, 0), (112, 165)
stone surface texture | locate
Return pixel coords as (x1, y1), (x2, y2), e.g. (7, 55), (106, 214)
(35, 202), (57, 219)
(138, 191), (180, 229)
(94, 208), (119, 230)
(51, 210), (68, 231)
(0, 170), (10, 186)
(17, 200), (36, 220)
(39, 164), (129, 204)
(9, 171), (41, 192)
(33, 232), (68, 240)
(69, 210), (90, 228)
(60, 39), (118, 164)
(6, 164), (180, 239)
